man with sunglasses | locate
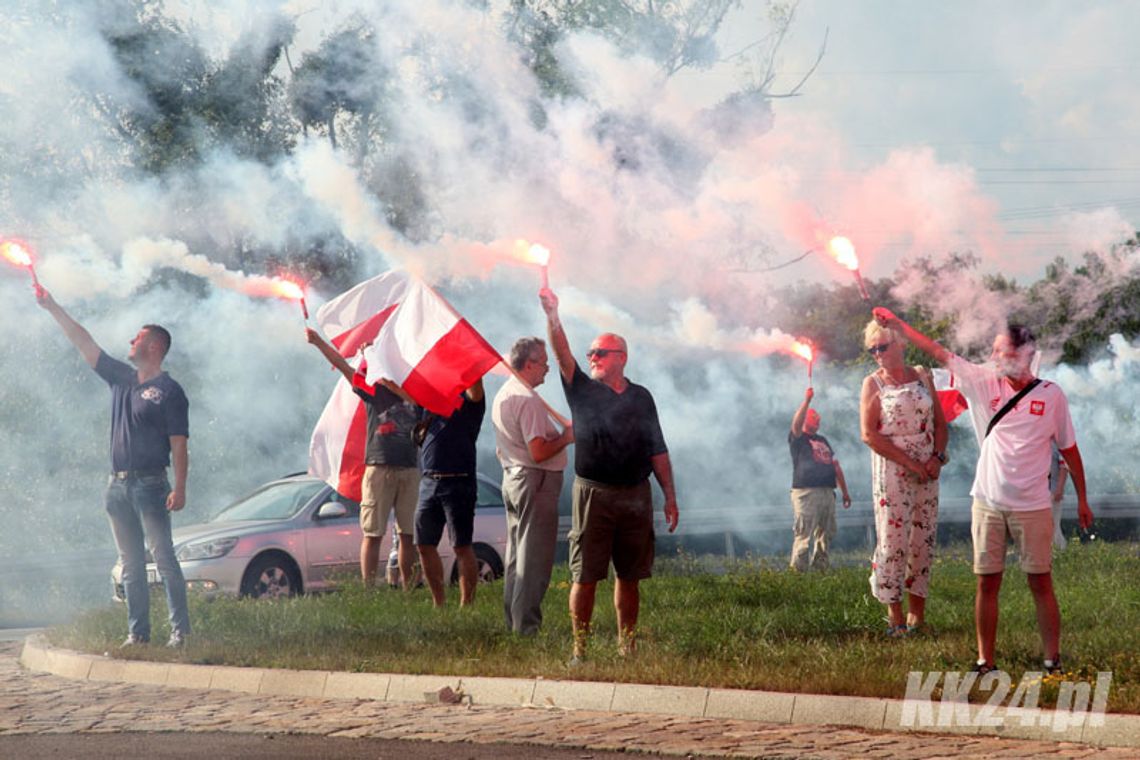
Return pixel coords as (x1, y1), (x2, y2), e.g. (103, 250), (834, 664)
(872, 307), (1093, 676)
(540, 288), (679, 662)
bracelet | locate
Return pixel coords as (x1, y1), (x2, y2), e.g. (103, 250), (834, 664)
(934, 451), (948, 464)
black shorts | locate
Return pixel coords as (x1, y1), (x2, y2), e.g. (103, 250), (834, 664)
(414, 476), (476, 548)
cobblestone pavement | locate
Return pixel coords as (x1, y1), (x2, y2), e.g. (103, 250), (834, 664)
(0, 643), (1128, 758)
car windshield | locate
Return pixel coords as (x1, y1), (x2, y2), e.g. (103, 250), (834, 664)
(212, 480), (326, 522)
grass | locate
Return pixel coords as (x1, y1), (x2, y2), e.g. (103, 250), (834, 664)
(47, 540), (1140, 712)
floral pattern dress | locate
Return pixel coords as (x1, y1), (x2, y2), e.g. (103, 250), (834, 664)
(869, 370), (940, 604)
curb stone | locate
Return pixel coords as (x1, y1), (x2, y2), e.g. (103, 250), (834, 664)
(20, 635), (1140, 748)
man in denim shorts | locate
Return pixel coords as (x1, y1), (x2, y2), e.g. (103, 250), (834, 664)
(37, 287), (191, 649)
(875, 308), (1093, 675)
(540, 288), (679, 661)
(415, 379), (485, 607)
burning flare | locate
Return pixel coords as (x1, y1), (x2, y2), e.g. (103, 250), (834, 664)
(826, 235), (870, 302)
(790, 340), (814, 363)
(514, 239), (551, 288)
(1, 239), (33, 268)
(790, 338), (815, 387)
(827, 236), (859, 271)
(519, 241), (550, 266)
(264, 277), (309, 321)
(269, 278), (305, 301)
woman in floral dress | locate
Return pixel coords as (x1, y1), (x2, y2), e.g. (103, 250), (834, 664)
(859, 319), (948, 635)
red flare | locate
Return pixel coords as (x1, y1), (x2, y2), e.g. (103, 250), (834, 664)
(827, 236), (858, 271)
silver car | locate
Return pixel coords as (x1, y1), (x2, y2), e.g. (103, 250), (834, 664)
(111, 473), (508, 600)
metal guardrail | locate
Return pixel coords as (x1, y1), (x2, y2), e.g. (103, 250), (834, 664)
(641, 493), (1140, 558)
(556, 493), (1140, 550)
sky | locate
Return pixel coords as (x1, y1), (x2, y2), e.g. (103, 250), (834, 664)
(669, 0), (1140, 283)
(1, 0), (1138, 586)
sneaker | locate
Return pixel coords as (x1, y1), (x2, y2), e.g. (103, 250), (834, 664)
(120, 634), (149, 648)
(1044, 655), (1063, 675)
(166, 631), (187, 649)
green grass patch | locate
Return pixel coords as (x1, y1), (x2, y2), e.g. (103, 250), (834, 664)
(48, 541), (1140, 712)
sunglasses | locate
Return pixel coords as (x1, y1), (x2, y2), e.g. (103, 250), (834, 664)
(586, 348), (625, 359)
(867, 342), (892, 356)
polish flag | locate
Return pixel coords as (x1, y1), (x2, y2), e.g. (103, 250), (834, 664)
(931, 368), (969, 423)
(361, 277), (501, 415)
(308, 271), (500, 500)
(308, 271), (412, 501)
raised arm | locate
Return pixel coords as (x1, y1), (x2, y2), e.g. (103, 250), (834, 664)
(539, 288), (575, 384)
(791, 387), (813, 437)
(650, 452), (679, 533)
(35, 287), (102, 368)
(873, 307), (951, 366)
(305, 327), (355, 382)
(1058, 444), (1093, 530)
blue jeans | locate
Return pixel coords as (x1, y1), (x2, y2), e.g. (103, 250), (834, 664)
(105, 474), (190, 640)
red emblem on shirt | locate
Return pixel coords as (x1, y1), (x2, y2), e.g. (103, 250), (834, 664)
(1030, 400), (1045, 416)
(989, 397), (1000, 412)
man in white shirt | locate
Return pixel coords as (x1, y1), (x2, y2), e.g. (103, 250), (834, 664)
(492, 337), (574, 635)
(873, 308), (1093, 675)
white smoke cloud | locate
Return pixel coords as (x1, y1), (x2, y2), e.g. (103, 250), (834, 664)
(1, 0), (1136, 607)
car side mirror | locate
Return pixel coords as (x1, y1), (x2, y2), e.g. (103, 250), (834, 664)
(316, 501), (349, 519)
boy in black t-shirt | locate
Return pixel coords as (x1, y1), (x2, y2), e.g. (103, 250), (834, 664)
(788, 387), (851, 571)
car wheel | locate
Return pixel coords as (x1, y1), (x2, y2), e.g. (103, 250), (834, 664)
(240, 553), (302, 599)
(475, 542), (504, 583)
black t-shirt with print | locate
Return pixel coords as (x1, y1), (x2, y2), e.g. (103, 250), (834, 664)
(95, 351), (189, 472)
(788, 431), (837, 489)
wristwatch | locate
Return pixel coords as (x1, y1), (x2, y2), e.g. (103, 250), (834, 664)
(934, 451), (948, 464)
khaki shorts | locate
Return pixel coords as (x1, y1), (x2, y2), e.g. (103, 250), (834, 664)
(971, 498), (1053, 575)
(360, 464), (419, 538)
(569, 477), (654, 583)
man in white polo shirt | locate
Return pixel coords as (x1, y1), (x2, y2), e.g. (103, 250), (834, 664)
(873, 308), (1093, 675)
(492, 337), (574, 635)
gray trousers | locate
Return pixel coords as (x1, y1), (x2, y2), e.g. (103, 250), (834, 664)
(501, 466), (563, 635)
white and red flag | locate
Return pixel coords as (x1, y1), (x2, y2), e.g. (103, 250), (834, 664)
(308, 270), (500, 499)
(360, 276), (501, 413)
(931, 368), (969, 423)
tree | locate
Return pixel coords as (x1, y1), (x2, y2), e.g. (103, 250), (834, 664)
(288, 22), (392, 155)
(88, 5), (296, 172)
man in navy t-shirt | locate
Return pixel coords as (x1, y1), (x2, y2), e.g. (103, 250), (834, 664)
(36, 287), (191, 648)
(415, 379), (486, 607)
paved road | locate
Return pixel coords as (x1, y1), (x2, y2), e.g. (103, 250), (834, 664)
(0, 642), (1127, 759)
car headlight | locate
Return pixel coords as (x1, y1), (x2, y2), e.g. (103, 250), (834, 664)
(177, 536), (239, 561)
